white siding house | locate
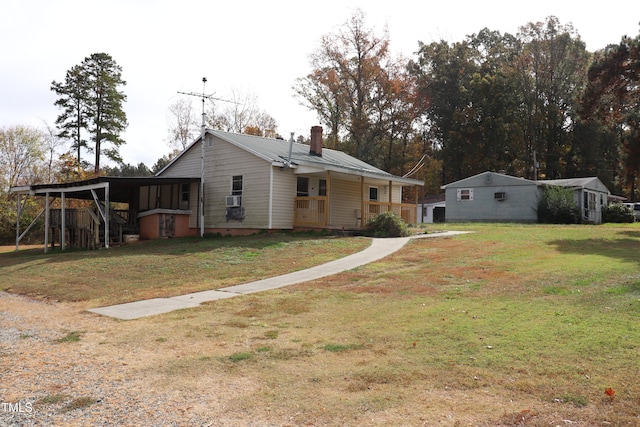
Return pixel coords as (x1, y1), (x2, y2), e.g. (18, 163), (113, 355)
(442, 172), (610, 224)
(157, 126), (423, 235)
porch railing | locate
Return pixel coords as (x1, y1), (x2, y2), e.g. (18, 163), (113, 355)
(363, 202), (417, 225)
(294, 197), (327, 227)
(293, 198), (416, 228)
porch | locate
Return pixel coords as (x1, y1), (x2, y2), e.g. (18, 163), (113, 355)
(294, 197), (417, 229)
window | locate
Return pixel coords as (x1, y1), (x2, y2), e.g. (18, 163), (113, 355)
(180, 183), (190, 203)
(457, 188), (473, 201)
(369, 186), (379, 201)
(494, 191), (506, 201)
(319, 179), (327, 197)
(206, 135), (214, 147)
(232, 175), (243, 196)
(297, 177), (309, 197)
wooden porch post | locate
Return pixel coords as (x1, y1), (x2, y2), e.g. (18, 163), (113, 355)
(325, 170), (331, 227)
(360, 176), (365, 228)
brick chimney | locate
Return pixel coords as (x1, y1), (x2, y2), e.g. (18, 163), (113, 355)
(310, 125), (323, 157)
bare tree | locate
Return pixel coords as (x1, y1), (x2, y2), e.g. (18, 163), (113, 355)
(206, 89), (279, 138)
(166, 98), (199, 151)
(0, 125), (46, 191)
(41, 120), (66, 182)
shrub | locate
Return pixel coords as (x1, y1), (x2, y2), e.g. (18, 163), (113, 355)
(536, 186), (580, 224)
(602, 203), (635, 223)
(365, 211), (410, 238)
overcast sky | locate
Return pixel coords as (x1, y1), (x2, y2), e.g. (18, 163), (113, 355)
(2, 0), (639, 168)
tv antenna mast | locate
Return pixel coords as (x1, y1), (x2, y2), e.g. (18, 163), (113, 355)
(177, 77), (236, 237)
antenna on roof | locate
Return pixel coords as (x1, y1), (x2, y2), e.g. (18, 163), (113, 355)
(177, 77), (238, 131)
(177, 78), (237, 237)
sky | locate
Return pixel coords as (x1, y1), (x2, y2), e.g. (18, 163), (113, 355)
(2, 0), (639, 169)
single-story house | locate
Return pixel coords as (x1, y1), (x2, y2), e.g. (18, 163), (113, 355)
(441, 171), (610, 224)
(157, 126), (423, 235)
(11, 126), (423, 251)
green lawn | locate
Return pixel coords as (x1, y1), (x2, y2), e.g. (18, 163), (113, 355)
(2, 224), (639, 425)
(0, 232), (370, 305)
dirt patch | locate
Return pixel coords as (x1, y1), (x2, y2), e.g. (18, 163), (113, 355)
(0, 293), (246, 426)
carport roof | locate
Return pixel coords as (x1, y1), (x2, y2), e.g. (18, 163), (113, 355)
(10, 176), (199, 203)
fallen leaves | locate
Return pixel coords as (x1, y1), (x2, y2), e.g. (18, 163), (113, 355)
(604, 387), (615, 402)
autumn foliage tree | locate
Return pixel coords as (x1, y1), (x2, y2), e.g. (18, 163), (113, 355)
(294, 9), (427, 184)
(582, 33), (640, 199)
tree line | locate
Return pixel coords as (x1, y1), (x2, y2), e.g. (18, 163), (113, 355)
(1, 11), (639, 241)
(295, 11), (640, 198)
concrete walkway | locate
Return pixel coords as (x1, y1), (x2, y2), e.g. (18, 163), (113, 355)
(88, 231), (469, 320)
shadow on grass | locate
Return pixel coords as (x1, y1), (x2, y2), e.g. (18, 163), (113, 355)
(0, 231), (337, 269)
(548, 233), (640, 267)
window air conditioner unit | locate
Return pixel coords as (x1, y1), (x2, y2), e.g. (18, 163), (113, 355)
(226, 195), (241, 207)
(494, 191), (506, 201)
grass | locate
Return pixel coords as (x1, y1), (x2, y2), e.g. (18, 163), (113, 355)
(3, 223), (640, 425)
(55, 331), (82, 343)
(0, 232), (370, 306)
(322, 343), (363, 352)
(60, 397), (96, 413)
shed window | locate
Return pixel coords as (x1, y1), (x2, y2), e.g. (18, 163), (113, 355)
(494, 191), (506, 201)
(457, 188), (473, 201)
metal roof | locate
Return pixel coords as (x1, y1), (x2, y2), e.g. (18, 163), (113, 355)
(11, 176), (199, 203)
(159, 129), (423, 186)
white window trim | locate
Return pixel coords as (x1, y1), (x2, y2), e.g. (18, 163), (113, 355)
(457, 188), (473, 201)
(231, 175), (243, 196)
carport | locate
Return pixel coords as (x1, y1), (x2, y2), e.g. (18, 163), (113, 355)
(11, 176), (199, 252)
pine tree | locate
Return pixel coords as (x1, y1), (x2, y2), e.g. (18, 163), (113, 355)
(51, 53), (127, 173)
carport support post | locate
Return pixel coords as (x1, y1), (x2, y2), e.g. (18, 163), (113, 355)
(105, 183), (110, 249)
(44, 192), (50, 254)
(61, 192), (66, 250)
(15, 194), (21, 251)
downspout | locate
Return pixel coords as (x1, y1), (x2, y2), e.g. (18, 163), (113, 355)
(268, 165), (273, 229)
